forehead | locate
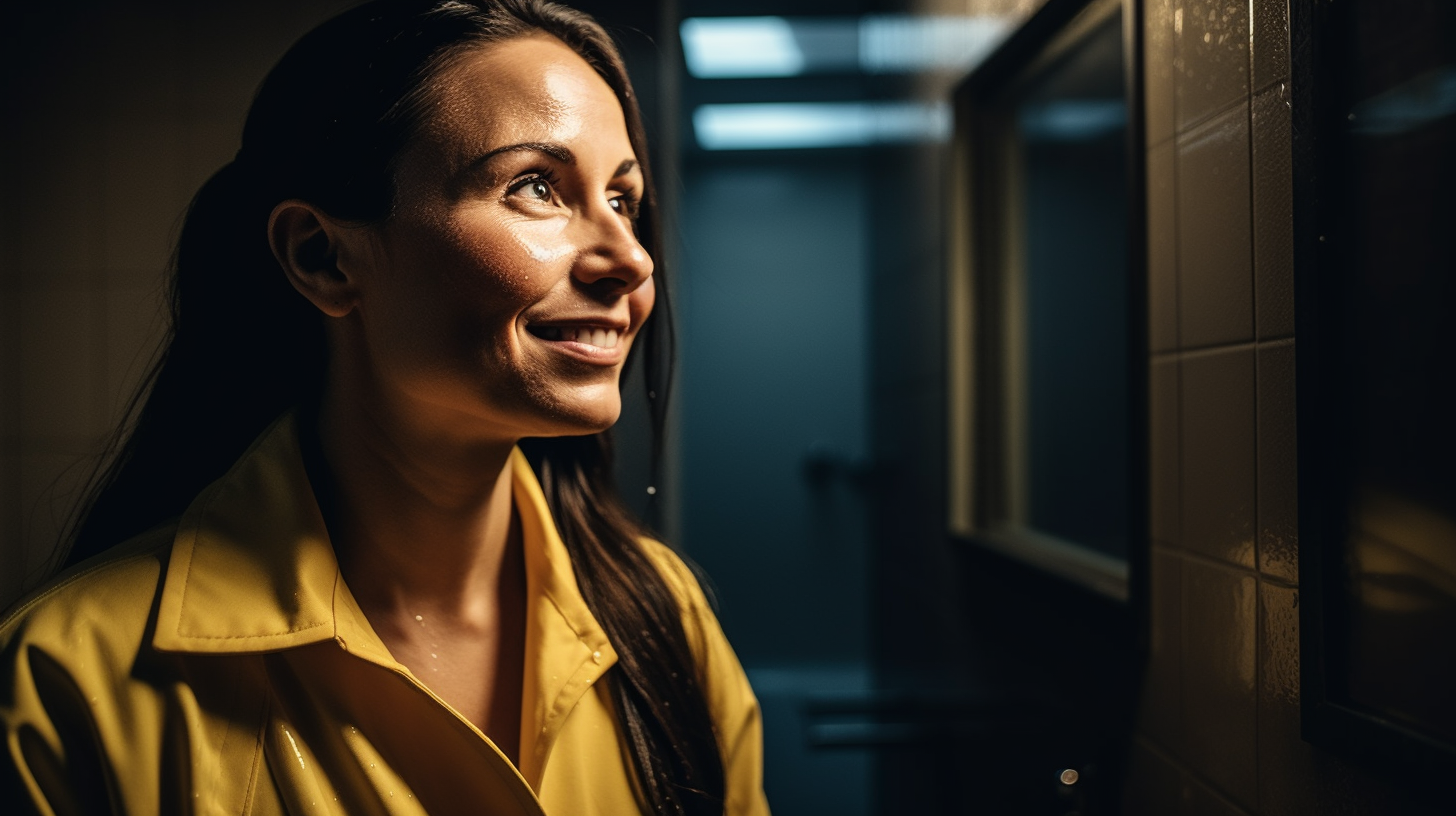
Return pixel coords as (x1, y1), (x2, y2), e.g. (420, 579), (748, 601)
(416, 34), (632, 159)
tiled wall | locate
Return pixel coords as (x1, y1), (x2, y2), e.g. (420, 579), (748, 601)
(1127, 2), (1440, 814)
(0, 2), (350, 607)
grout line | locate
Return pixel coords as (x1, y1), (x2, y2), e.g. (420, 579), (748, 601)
(1249, 70), (1265, 792)
(1146, 131), (1178, 152)
(1152, 541), (1297, 588)
(1136, 732), (1258, 816)
(1176, 93), (1251, 140)
(1255, 572), (1267, 813)
(1249, 72), (1261, 571)
(1178, 340), (1258, 359)
(1251, 75), (1294, 98)
(1151, 336), (1291, 364)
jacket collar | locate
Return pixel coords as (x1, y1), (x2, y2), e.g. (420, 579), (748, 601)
(151, 413), (619, 785)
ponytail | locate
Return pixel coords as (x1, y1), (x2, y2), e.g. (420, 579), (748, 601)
(59, 3), (725, 813)
(64, 159), (324, 567)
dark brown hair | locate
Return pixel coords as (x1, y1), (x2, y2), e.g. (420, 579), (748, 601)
(60, 1), (721, 813)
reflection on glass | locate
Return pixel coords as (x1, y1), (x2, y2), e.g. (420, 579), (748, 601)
(998, 10), (1129, 561)
(1333, 1), (1456, 748)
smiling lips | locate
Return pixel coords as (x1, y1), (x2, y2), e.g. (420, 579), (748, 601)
(529, 325), (622, 349)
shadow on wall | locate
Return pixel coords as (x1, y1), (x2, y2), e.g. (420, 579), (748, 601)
(1, 1), (373, 606)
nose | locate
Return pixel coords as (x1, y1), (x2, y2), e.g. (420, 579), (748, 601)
(571, 199), (654, 293)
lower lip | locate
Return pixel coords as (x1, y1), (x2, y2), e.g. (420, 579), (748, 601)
(531, 334), (626, 365)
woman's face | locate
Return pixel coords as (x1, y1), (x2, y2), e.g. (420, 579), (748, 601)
(342, 34), (654, 440)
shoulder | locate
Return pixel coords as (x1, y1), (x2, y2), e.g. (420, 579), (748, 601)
(1, 523), (176, 657)
(636, 538), (715, 614)
(633, 537), (747, 696)
(636, 539), (771, 814)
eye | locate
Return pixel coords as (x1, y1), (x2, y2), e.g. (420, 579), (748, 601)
(507, 172), (560, 206)
(609, 191), (642, 221)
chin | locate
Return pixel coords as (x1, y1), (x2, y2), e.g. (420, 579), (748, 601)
(535, 395), (622, 438)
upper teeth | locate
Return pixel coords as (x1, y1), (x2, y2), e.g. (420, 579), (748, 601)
(540, 326), (620, 349)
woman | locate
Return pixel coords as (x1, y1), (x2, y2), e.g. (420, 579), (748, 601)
(0, 1), (767, 814)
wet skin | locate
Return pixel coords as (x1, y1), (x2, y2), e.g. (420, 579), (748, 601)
(269, 33), (654, 763)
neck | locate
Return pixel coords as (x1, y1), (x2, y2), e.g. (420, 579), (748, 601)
(313, 374), (521, 625)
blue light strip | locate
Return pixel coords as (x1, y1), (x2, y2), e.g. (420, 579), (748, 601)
(680, 15), (1012, 79)
(693, 102), (952, 151)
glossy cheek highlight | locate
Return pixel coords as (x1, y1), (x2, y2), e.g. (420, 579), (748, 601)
(509, 217), (575, 264)
(439, 213), (547, 302)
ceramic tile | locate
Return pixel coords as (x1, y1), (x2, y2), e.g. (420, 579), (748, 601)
(0, 291), (16, 436)
(1177, 105), (1253, 349)
(1251, 0), (1292, 90)
(1138, 548), (1184, 750)
(0, 133), (21, 291)
(1148, 139), (1178, 353)
(1255, 579), (1340, 816)
(1123, 739), (1184, 816)
(101, 117), (190, 273)
(14, 120), (104, 288)
(19, 288), (106, 441)
(103, 283), (167, 426)
(1181, 347), (1256, 567)
(1256, 341), (1297, 581)
(1183, 558), (1257, 810)
(1187, 773), (1252, 816)
(179, 116), (248, 198)
(0, 453), (20, 609)
(98, 8), (184, 120)
(1145, 0), (1177, 147)
(181, 7), (309, 123)
(1253, 581), (1449, 816)
(1150, 358), (1180, 547)
(1252, 84), (1295, 340)
(1257, 582), (1300, 767)
(17, 449), (94, 589)
(1175, 0), (1250, 131)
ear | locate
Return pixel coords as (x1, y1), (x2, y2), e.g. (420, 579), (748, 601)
(268, 200), (363, 318)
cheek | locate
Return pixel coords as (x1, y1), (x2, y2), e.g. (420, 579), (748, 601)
(362, 219), (543, 370)
(507, 215), (573, 265)
(629, 275), (656, 327)
(435, 216), (574, 323)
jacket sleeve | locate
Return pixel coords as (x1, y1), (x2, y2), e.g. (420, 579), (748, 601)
(2, 540), (180, 816)
(3, 607), (121, 816)
(639, 540), (771, 816)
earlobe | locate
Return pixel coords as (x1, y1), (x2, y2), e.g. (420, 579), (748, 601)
(268, 200), (359, 318)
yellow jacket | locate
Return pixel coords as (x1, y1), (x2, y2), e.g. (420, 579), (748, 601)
(1, 415), (768, 815)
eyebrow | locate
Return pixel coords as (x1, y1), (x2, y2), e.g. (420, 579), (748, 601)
(469, 142), (640, 179)
(473, 141), (574, 166)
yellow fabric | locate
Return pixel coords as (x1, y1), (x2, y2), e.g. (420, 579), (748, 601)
(1, 415), (769, 815)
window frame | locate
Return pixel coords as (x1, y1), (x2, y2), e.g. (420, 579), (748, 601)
(947, 0), (1148, 605)
(1292, 0), (1456, 782)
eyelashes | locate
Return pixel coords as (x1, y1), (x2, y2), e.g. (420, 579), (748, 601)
(506, 167), (562, 205)
(609, 190), (642, 222)
(505, 167), (642, 223)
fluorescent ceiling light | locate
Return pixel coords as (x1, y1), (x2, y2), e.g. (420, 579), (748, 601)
(680, 17), (804, 78)
(693, 102), (952, 150)
(680, 15), (1012, 79)
(859, 15), (1010, 74)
